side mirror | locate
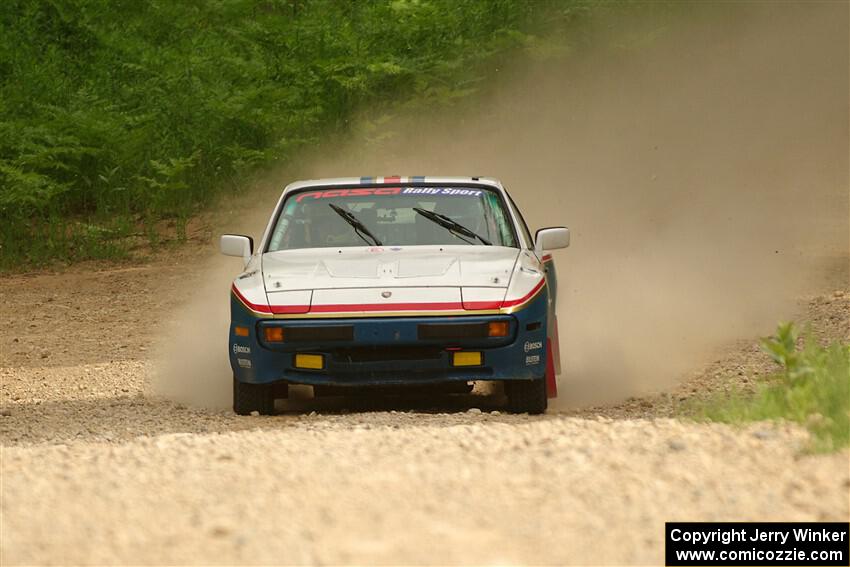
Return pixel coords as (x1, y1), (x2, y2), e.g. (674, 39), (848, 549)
(534, 227), (570, 253)
(220, 234), (253, 266)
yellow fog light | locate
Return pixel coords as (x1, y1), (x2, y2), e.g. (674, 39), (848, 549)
(294, 353), (324, 370)
(234, 326), (250, 337)
(264, 327), (284, 342)
(452, 351), (482, 367)
(487, 321), (509, 337)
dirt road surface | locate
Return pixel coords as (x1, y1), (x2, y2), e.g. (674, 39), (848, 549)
(3, 3), (849, 564)
(1, 258), (848, 565)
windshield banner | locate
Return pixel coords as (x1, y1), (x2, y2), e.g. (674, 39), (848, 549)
(295, 187), (484, 202)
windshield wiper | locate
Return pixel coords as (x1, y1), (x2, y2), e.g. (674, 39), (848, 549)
(413, 207), (491, 245)
(328, 203), (382, 246)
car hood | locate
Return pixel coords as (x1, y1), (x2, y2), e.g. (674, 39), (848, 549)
(261, 246), (519, 312)
(262, 246), (518, 290)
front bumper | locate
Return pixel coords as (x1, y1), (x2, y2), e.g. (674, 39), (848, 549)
(228, 291), (549, 388)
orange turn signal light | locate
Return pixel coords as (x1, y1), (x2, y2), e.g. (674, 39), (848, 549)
(487, 321), (509, 337)
(234, 326), (249, 337)
(263, 327), (284, 342)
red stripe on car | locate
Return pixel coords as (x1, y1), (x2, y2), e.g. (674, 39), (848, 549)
(463, 301), (502, 310)
(310, 301), (462, 313)
(500, 279), (545, 308)
(270, 304), (310, 315)
(237, 281), (544, 315)
(231, 285), (272, 313)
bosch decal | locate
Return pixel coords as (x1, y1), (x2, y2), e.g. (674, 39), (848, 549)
(233, 344), (251, 355)
(524, 341), (543, 353)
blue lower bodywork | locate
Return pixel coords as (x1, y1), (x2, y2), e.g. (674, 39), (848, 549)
(229, 290), (549, 387)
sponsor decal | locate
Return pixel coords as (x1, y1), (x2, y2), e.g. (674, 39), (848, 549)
(294, 187), (483, 202)
(237, 358), (252, 369)
(526, 355), (541, 365)
(524, 340), (543, 353)
(295, 187), (402, 202)
(232, 344), (251, 355)
(401, 187), (482, 197)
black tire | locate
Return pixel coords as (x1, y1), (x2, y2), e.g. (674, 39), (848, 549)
(233, 376), (275, 415)
(505, 378), (548, 414)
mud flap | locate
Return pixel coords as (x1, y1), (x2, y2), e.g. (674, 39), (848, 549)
(551, 314), (562, 376)
(545, 338), (558, 398)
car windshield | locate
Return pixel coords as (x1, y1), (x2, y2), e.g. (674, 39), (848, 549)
(266, 186), (518, 251)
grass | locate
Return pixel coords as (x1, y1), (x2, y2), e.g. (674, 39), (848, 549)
(694, 323), (850, 452)
(0, 0), (596, 271)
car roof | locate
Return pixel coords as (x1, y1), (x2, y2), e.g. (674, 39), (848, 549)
(283, 176), (505, 193)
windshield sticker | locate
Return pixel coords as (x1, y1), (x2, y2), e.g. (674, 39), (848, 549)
(296, 188), (401, 201)
(295, 187), (483, 202)
(402, 187), (482, 196)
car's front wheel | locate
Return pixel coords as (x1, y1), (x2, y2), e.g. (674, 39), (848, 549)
(233, 376), (274, 415)
(505, 377), (547, 414)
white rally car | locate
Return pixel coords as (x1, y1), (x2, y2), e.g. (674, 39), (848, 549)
(221, 176), (569, 414)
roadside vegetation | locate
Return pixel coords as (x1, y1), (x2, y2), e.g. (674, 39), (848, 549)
(695, 323), (850, 452)
(0, 0), (594, 270)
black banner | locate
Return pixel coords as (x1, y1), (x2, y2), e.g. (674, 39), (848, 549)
(666, 522), (849, 566)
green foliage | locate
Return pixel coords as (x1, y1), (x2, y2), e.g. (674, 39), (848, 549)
(0, 0), (589, 269)
(697, 323), (850, 452)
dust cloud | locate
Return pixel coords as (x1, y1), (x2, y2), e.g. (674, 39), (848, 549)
(150, 2), (849, 409)
(147, 206), (275, 408)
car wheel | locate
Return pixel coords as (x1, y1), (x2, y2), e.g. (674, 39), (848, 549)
(233, 375), (274, 415)
(506, 377), (547, 414)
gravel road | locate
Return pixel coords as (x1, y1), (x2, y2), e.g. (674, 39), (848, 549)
(1, 259), (848, 565)
(5, 4), (849, 562)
